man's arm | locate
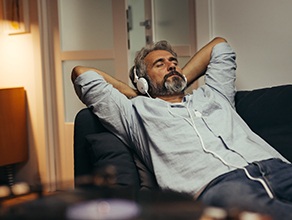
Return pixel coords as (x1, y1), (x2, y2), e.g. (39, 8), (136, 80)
(182, 37), (227, 86)
(71, 66), (138, 98)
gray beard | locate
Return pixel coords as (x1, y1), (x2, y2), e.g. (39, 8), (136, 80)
(164, 75), (187, 93)
(149, 72), (187, 97)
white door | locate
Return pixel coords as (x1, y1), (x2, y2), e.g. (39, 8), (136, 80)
(48, 0), (128, 189)
(46, 0), (196, 190)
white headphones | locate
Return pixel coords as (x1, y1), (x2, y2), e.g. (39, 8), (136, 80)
(133, 67), (149, 94)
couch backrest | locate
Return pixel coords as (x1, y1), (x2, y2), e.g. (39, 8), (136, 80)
(235, 85), (292, 162)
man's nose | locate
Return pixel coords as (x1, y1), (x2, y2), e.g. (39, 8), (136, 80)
(168, 63), (176, 71)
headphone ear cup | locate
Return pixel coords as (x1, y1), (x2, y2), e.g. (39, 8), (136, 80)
(136, 77), (149, 94)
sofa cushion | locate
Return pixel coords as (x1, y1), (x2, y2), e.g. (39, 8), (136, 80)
(132, 153), (159, 190)
(235, 85), (292, 162)
(86, 132), (140, 189)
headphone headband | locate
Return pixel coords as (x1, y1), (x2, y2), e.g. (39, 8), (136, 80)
(133, 67), (139, 83)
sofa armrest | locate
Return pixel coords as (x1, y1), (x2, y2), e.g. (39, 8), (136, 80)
(74, 108), (158, 190)
(74, 108), (107, 178)
(235, 85), (292, 162)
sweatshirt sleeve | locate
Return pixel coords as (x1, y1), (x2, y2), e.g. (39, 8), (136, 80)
(205, 42), (237, 107)
(73, 70), (134, 145)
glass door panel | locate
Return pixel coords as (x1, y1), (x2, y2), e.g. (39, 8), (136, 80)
(152, 0), (190, 45)
(59, 0), (114, 51)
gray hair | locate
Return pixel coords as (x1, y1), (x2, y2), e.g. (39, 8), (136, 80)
(129, 40), (177, 86)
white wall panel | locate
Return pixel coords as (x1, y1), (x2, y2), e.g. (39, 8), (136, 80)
(196, 0), (292, 90)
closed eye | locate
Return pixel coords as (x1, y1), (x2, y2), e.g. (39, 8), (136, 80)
(169, 57), (178, 65)
(155, 62), (164, 67)
(152, 56), (178, 68)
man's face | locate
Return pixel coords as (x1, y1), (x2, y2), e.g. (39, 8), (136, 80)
(144, 50), (187, 97)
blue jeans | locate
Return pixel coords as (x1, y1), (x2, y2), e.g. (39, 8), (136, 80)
(197, 158), (292, 219)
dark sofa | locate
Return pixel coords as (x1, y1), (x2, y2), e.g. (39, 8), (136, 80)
(73, 85), (292, 190)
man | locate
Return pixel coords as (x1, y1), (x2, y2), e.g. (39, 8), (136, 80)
(72, 37), (292, 219)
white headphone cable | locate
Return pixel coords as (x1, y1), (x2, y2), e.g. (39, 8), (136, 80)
(145, 91), (152, 99)
(168, 103), (274, 199)
(242, 167), (274, 199)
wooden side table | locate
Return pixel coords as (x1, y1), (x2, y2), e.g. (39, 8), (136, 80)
(0, 87), (28, 185)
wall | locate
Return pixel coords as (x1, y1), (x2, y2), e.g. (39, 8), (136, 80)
(196, 0), (292, 90)
(0, 0), (48, 187)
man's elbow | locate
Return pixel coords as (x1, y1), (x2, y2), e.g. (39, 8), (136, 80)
(71, 66), (83, 83)
(213, 37), (227, 43)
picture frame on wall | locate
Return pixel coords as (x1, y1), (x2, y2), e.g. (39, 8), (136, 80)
(2, 0), (29, 35)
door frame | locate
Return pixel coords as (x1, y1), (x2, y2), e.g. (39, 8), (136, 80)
(37, 0), (59, 191)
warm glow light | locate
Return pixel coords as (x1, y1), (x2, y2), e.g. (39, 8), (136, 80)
(0, 31), (34, 87)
